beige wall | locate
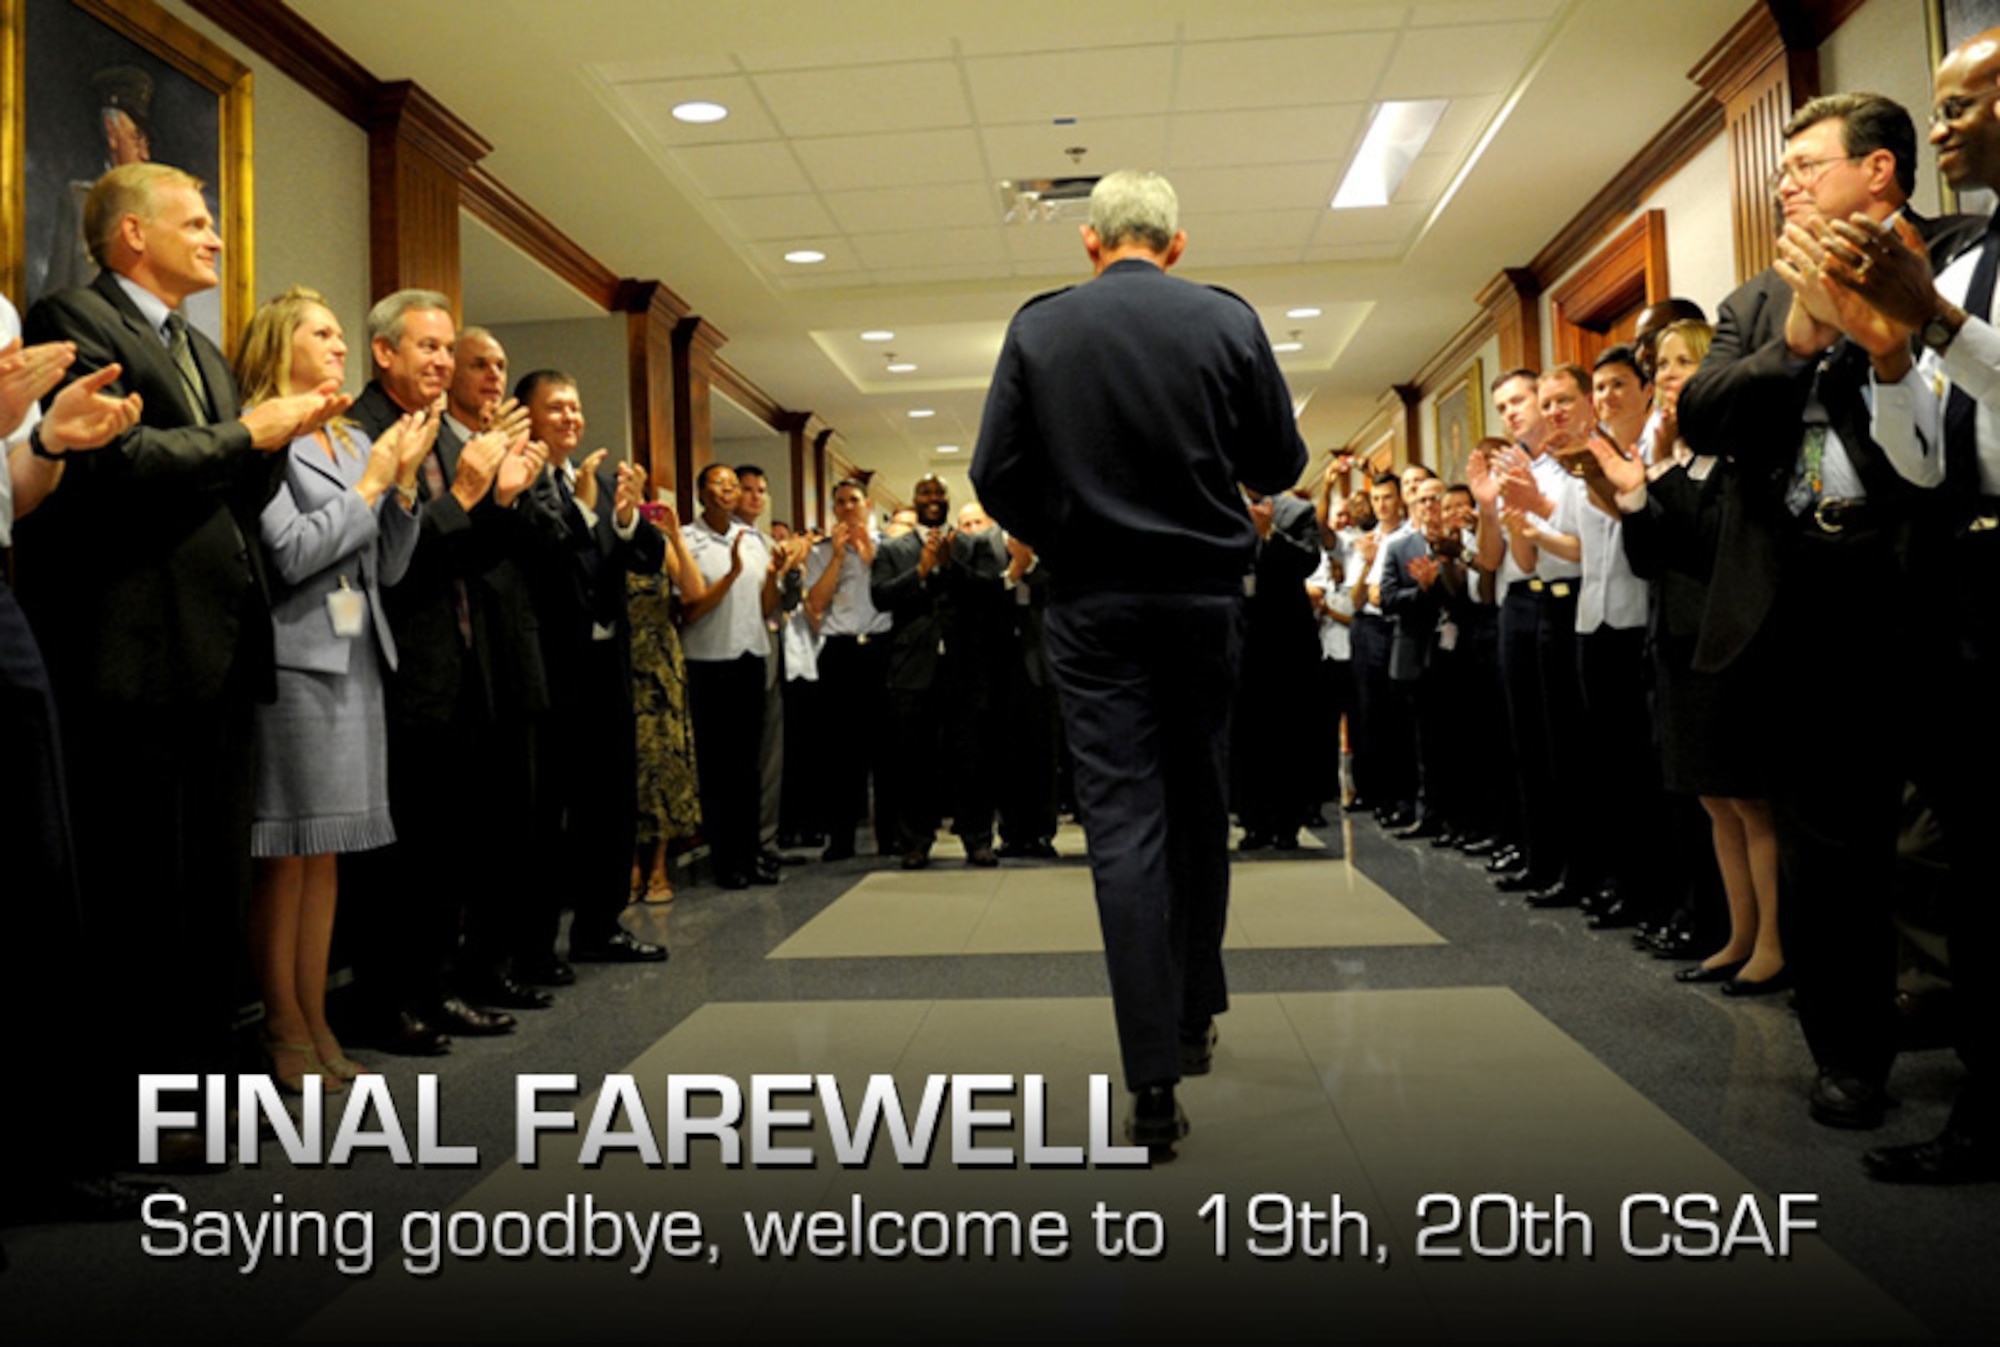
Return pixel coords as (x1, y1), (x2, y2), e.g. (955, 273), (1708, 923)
(483, 317), (631, 461)
(162, 1), (371, 392)
(1822, 0), (1945, 218)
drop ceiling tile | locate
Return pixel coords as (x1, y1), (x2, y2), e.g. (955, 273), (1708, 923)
(713, 193), (841, 241)
(615, 75), (780, 143)
(1176, 32), (1399, 111)
(755, 236), (863, 274)
(594, 54), (739, 83)
(1392, 154), (1456, 205)
(865, 261), (1016, 286)
(1168, 105), (1368, 168)
(792, 128), (988, 193)
(980, 117), (1167, 181)
(1183, 208), (1322, 253)
(1003, 226), (1090, 264)
(1411, 0), (1562, 25)
(672, 141), (813, 197)
(1190, 245), (1314, 271)
(964, 45), (1178, 123)
(752, 61), (972, 138)
(851, 227), (1008, 271)
(1168, 163), (1342, 214)
(732, 37), (958, 71)
(1375, 22), (1546, 99)
(1182, 4), (1410, 39)
(1311, 202), (1428, 246)
(823, 181), (998, 235)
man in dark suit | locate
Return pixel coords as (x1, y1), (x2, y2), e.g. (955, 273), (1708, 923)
(869, 474), (1010, 870)
(513, 368), (666, 966)
(1380, 477), (1467, 841)
(1678, 92), (1982, 1134)
(1232, 487), (1321, 851)
(19, 163), (345, 1161)
(345, 302), (553, 1052)
(971, 169), (1307, 1150)
(1796, 33), (2000, 1181)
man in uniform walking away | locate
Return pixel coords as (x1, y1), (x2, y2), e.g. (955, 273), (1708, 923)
(971, 169), (1307, 1154)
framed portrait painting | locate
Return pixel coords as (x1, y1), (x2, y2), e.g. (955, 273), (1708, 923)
(2, 0), (253, 348)
(1431, 358), (1483, 487)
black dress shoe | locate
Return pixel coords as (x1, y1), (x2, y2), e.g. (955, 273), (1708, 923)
(718, 870), (752, 890)
(997, 839), (1059, 860)
(1524, 885), (1584, 909)
(435, 996), (516, 1036)
(1809, 1069), (1892, 1130)
(1431, 830), (1465, 849)
(1674, 959), (1747, 984)
(755, 852), (784, 879)
(18, 1174), (179, 1222)
(1460, 835), (1502, 857)
(1179, 1022), (1219, 1076)
(749, 865), (782, 885)
(1125, 1085), (1189, 1154)
(465, 974), (554, 1010)
(1341, 797), (1374, 814)
(822, 837), (857, 862)
(1493, 871), (1548, 894)
(1486, 848), (1524, 874)
(901, 846), (932, 871)
(1644, 924), (1701, 959)
(516, 958), (575, 987)
(1238, 832), (1271, 853)
(1862, 1129), (2000, 1184)
(964, 841), (1000, 867)
(570, 930), (669, 963)
(1393, 817), (1442, 840)
(1587, 898), (1641, 930)
(1378, 807), (1415, 830)
(1721, 967), (1792, 998)
(366, 1009), (452, 1056)
(1272, 831), (1300, 851)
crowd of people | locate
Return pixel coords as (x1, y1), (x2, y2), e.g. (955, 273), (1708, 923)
(4, 51), (1997, 1236)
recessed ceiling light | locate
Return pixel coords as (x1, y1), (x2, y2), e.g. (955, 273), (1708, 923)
(1333, 99), (1449, 209)
(886, 362), (917, 373)
(860, 330), (895, 342)
(908, 409), (936, 418)
(936, 445), (960, 453)
(783, 249), (827, 264)
(1286, 307), (1322, 319)
(671, 100), (729, 124)
(1273, 341), (1304, 353)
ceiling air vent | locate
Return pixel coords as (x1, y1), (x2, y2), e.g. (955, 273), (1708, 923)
(999, 175), (1101, 225)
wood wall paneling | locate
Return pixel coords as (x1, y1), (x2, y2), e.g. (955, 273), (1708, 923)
(672, 316), (727, 521)
(365, 82), (489, 310)
(1548, 210), (1670, 367)
(618, 278), (688, 505)
(1476, 268), (1544, 375)
(1691, 2), (1820, 284)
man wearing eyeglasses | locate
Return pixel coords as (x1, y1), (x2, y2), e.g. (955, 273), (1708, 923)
(1677, 94), (1982, 1144)
(1789, 31), (2000, 1185)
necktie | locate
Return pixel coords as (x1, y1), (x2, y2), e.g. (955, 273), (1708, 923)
(1945, 219), (2000, 496)
(162, 312), (212, 424)
(419, 449), (473, 648)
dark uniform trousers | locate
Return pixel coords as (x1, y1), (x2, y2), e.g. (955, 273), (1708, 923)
(1349, 611), (1411, 808)
(1046, 590), (1242, 1091)
(813, 634), (889, 848)
(1499, 586), (1557, 882)
(687, 653), (766, 879)
(1943, 512), (2000, 1137)
(1533, 584), (1598, 891)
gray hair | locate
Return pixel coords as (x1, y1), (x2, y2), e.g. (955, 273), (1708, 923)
(1088, 170), (1178, 253)
(367, 288), (453, 349)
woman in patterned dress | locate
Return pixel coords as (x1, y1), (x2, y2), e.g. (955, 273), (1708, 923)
(629, 492), (707, 901)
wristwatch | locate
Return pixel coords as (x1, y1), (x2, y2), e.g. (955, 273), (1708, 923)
(27, 424), (65, 461)
(1922, 305), (1965, 353)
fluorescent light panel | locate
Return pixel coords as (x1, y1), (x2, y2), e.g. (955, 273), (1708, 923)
(1332, 99), (1448, 210)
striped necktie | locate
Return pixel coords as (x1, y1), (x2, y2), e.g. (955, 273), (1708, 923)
(162, 312), (212, 424)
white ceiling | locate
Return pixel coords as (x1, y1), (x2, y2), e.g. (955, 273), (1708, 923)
(296, 0), (1750, 499)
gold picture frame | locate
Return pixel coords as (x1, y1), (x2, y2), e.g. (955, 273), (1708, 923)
(3, 0), (253, 350)
(1431, 357), (1484, 486)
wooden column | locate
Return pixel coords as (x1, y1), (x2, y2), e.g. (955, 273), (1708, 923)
(813, 429), (835, 526)
(1392, 384), (1424, 467)
(1692, 4), (1819, 284)
(618, 279), (690, 509)
(1477, 268), (1544, 374)
(775, 412), (812, 531)
(672, 317), (727, 521)
(365, 81), (489, 310)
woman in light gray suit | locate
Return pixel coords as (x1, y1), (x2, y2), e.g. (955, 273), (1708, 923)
(235, 286), (435, 1093)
